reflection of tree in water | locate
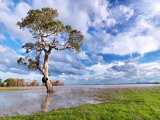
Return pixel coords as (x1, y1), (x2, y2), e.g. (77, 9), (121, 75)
(41, 93), (54, 112)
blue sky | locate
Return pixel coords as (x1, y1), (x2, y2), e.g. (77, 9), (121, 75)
(0, 0), (160, 84)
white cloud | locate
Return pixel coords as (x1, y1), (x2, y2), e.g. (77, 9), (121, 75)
(86, 62), (109, 74)
(76, 51), (89, 60)
(119, 5), (134, 20)
(0, 45), (43, 81)
(0, 0), (14, 12)
(91, 54), (104, 63)
(0, 0), (32, 42)
(0, 71), (42, 82)
(0, 34), (5, 40)
(87, 0), (160, 56)
(67, 60), (160, 84)
(48, 50), (85, 75)
(102, 33), (160, 55)
(0, 45), (18, 64)
(50, 51), (73, 63)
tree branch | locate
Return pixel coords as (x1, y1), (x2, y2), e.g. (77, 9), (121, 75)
(37, 65), (44, 75)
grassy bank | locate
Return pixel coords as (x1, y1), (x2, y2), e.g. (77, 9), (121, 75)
(2, 87), (160, 120)
(0, 87), (38, 92)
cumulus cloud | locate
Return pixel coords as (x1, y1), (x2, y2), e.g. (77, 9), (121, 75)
(87, 0), (160, 56)
(75, 51), (90, 60)
(91, 54), (104, 63)
(0, 34), (5, 41)
(48, 50), (86, 75)
(102, 32), (160, 55)
(119, 5), (134, 20)
(0, 70), (43, 82)
(0, 45), (43, 81)
(0, 45), (18, 65)
(68, 59), (160, 84)
(0, 0), (32, 42)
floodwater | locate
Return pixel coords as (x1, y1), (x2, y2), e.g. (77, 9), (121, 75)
(1, 84), (160, 117)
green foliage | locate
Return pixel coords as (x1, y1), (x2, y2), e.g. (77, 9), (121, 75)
(0, 78), (40, 87)
(4, 88), (160, 120)
(27, 58), (38, 70)
(22, 43), (35, 53)
(17, 7), (84, 74)
(0, 78), (5, 87)
(17, 8), (62, 38)
(0, 82), (5, 87)
(17, 57), (27, 66)
(17, 57), (38, 70)
(67, 29), (84, 52)
(4, 78), (16, 87)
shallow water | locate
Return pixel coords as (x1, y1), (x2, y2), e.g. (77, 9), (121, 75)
(0, 86), (99, 117)
(1, 84), (160, 117)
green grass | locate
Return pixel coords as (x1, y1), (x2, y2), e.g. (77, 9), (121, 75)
(2, 87), (160, 120)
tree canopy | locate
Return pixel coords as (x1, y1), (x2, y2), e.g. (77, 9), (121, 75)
(4, 78), (16, 87)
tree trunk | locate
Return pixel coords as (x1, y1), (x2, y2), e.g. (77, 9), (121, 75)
(43, 54), (54, 93)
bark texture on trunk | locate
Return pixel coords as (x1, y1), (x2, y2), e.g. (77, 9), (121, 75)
(45, 79), (54, 93)
(42, 53), (54, 93)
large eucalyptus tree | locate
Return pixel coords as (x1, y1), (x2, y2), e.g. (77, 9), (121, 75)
(17, 8), (84, 92)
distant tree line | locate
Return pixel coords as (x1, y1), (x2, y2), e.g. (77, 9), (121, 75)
(0, 78), (40, 87)
(41, 80), (65, 86)
(52, 81), (64, 86)
(42, 80), (64, 86)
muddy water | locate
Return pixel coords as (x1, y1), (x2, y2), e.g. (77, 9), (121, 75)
(1, 84), (160, 117)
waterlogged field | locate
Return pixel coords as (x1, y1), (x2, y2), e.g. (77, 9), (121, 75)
(1, 84), (160, 120)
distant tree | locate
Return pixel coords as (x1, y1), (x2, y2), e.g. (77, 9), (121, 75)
(31, 80), (40, 86)
(25, 81), (30, 86)
(4, 78), (16, 87)
(15, 79), (25, 86)
(17, 7), (84, 92)
(1, 82), (5, 87)
(52, 80), (64, 86)
(0, 78), (5, 87)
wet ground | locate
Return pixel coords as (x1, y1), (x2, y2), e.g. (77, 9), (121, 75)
(1, 84), (160, 117)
